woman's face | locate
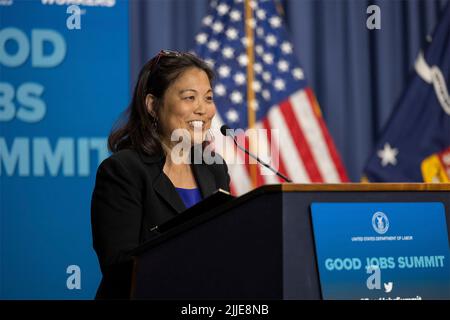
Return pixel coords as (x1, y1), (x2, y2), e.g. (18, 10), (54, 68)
(157, 67), (216, 147)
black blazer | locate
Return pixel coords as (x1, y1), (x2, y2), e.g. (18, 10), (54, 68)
(90, 148), (230, 299)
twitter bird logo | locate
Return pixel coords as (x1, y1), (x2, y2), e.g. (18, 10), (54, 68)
(384, 282), (393, 293)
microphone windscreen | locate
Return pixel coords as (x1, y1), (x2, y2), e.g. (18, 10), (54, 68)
(220, 124), (231, 136)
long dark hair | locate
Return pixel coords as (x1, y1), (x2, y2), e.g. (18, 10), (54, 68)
(108, 51), (215, 155)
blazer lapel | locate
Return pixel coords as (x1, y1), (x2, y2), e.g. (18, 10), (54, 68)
(191, 163), (216, 199)
(147, 147), (216, 212)
(146, 152), (186, 214)
(153, 172), (186, 213)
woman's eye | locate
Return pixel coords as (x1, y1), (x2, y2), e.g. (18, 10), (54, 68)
(184, 96), (195, 101)
(206, 96), (214, 102)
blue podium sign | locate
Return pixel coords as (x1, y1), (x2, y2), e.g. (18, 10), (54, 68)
(310, 202), (450, 300)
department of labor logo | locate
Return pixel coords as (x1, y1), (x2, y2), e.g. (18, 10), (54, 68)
(372, 211), (389, 234)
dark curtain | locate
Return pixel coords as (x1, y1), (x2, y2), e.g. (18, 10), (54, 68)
(129, 0), (449, 181)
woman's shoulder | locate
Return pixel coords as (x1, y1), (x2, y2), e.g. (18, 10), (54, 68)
(98, 148), (161, 175)
(99, 148), (166, 174)
(100, 148), (140, 167)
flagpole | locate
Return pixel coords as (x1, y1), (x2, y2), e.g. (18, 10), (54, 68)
(244, 0), (257, 188)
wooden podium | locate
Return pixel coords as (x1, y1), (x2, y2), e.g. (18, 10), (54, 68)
(129, 183), (450, 299)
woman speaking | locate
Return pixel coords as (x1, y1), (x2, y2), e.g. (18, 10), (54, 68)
(91, 50), (230, 299)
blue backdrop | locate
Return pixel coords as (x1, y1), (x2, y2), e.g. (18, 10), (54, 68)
(0, 0), (129, 299)
(1, 0), (449, 299)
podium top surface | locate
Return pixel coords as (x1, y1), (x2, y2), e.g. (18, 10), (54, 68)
(130, 182), (450, 258)
(259, 183), (450, 192)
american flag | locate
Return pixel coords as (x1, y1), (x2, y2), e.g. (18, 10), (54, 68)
(194, 0), (349, 195)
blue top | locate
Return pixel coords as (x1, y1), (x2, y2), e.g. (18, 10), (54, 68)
(175, 187), (202, 209)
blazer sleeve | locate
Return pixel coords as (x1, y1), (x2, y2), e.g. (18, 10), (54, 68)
(91, 156), (143, 272)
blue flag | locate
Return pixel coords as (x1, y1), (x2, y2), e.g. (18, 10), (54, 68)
(364, 3), (450, 183)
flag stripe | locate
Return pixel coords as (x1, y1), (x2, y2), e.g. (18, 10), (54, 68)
(262, 118), (290, 183)
(305, 88), (349, 182)
(279, 99), (324, 182)
(238, 132), (263, 187)
(242, 128), (267, 186)
(290, 90), (340, 182)
(254, 122), (280, 184)
(267, 106), (310, 182)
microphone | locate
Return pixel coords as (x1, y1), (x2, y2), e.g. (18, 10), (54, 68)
(220, 124), (292, 183)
